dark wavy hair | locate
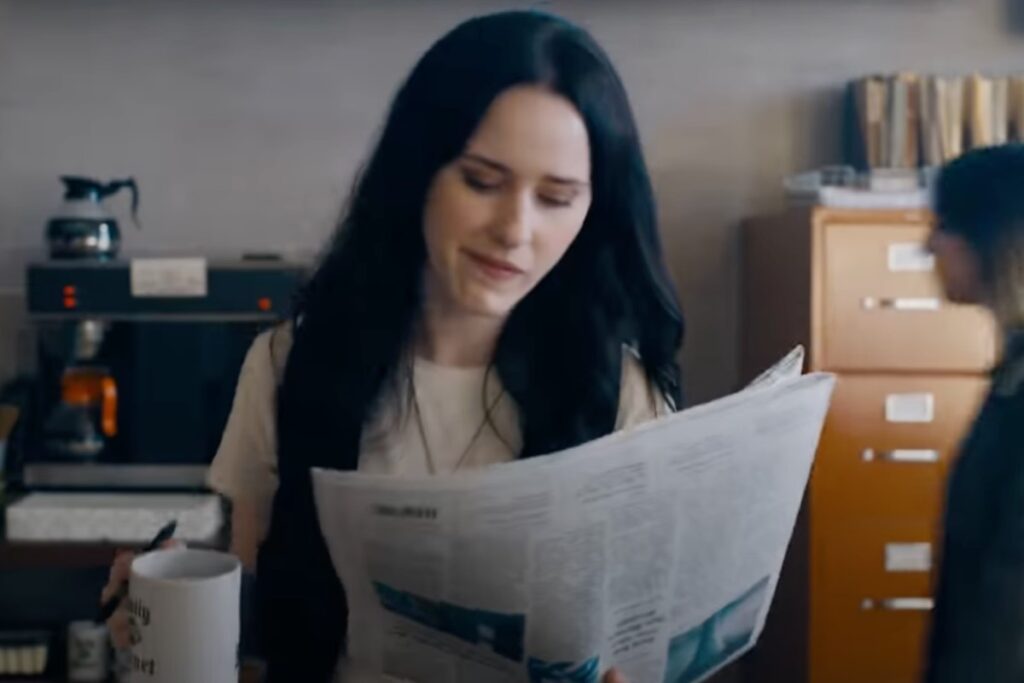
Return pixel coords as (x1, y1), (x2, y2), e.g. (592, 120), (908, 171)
(257, 11), (684, 679)
(936, 145), (1024, 286)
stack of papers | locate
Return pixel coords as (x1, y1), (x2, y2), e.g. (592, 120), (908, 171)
(855, 72), (1020, 168)
(855, 74), (921, 169)
(818, 186), (929, 209)
(920, 76), (965, 166)
(5, 493), (223, 543)
(965, 74), (1009, 149)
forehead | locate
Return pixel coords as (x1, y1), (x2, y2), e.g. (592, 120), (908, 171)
(463, 85), (591, 180)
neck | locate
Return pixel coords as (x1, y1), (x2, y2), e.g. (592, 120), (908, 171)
(416, 299), (505, 368)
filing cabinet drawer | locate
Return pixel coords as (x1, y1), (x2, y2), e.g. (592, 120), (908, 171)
(810, 599), (929, 683)
(815, 517), (937, 606)
(819, 221), (996, 372)
(811, 517), (936, 683)
(811, 375), (988, 520)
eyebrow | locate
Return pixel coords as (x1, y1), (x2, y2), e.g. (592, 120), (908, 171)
(461, 152), (590, 188)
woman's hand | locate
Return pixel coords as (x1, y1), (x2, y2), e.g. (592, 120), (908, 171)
(99, 540), (182, 648)
(602, 668), (629, 683)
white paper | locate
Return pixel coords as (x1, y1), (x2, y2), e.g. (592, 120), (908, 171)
(818, 187), (929, 209)
(312, 350), (833, 683)
(745, 346), (805, 392)
(885, 393), (935, 423)
(887, 243), (935, 273)
(130, 258), (207, 298)
(884, 543), (932, 572)
(4, 493), (223, 543)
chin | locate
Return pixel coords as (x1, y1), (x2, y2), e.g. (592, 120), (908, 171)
(459, 298), (516, 318)
(455, 288), (521, 318)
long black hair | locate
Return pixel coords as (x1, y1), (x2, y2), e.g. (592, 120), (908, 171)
(257, 11), (684, 679)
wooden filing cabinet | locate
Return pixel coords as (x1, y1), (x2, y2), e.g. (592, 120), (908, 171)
(740, 208), (997, 683)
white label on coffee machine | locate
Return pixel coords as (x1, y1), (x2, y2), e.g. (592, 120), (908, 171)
(131, 258), (208, 298)
(888, 243), (935, 272)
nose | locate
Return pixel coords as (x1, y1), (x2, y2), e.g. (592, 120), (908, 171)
(491, 190), (533, 248)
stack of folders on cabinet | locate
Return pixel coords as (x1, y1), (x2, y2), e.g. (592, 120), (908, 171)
(855, 73), (921, 170)
(853, 73), (1024, 170)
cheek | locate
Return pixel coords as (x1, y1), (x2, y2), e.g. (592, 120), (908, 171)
(422, 173), (488, 262)
(529, 206), (589, 278)
(935, 253), (963, 292)
(960, 254), (985, 300)
(936, 246), (983, 301)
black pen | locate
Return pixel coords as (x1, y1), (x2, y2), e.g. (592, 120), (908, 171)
(96, 519), (178, 623)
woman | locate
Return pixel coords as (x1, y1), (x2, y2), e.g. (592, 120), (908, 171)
(926, 143), (1024, 683)
(103, 10), (682, 682)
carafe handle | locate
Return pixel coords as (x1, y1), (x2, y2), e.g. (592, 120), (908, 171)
(100, 376), (118, 437)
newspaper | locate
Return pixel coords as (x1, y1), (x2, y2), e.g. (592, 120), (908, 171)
(744, 345), (804, 392)
(312, 350), (834, 683)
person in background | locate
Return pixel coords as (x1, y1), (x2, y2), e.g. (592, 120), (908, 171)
(926, 143), (1024, 683)
(103, 10), (683, 682)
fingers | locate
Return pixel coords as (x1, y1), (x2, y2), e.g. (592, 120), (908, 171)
(101, 539), (184, 604)
(603, 668), (628, 683)
(101, 550), (137, 650)
(101, 542), (185, 651)
(108, 607), (132, 649)
(100, 551), (134, 605)
(101, 540), (181, 606)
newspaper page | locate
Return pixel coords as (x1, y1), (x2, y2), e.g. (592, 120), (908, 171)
(744, 345), (804, 391)
(313, 354), (833, 683)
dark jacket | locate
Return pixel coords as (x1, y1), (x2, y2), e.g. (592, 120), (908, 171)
(926, 332), (1024, 683)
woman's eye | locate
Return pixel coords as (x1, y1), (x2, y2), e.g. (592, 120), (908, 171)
(538, 194), (573, 208)
(462, 171), (501, 192)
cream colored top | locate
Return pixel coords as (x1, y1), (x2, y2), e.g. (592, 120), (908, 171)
(206, 325), (670, 681)
(208, 324), (670, 511)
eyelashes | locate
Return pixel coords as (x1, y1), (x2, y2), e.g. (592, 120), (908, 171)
(460, 170), (575, 208)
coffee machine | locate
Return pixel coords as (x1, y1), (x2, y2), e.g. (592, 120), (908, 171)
(9, 256), (306, 490)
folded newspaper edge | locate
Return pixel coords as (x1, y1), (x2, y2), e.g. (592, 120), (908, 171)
(313, 348), (834, 683)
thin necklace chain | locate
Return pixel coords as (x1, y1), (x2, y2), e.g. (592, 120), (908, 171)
(411, 381), (504, 474)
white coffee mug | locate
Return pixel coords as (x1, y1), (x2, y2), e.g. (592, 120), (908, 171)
(128, 548), (241, 683)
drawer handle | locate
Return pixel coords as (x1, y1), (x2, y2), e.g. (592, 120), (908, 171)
(862, 297), (941, 311)
(860, 597), (934, 612)
(861, 449), (940, 463)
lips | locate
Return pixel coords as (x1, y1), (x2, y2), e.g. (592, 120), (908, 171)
(464, 250), (525, 280)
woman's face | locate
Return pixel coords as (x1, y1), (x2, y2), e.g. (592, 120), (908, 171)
(422, 85), (593, 319)
(927, 227), (984, 304)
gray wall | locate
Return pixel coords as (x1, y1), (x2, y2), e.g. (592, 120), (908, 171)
(1, 0), (1021, 401)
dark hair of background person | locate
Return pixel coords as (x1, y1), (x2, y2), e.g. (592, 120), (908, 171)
(935, 143), (1024, 292)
